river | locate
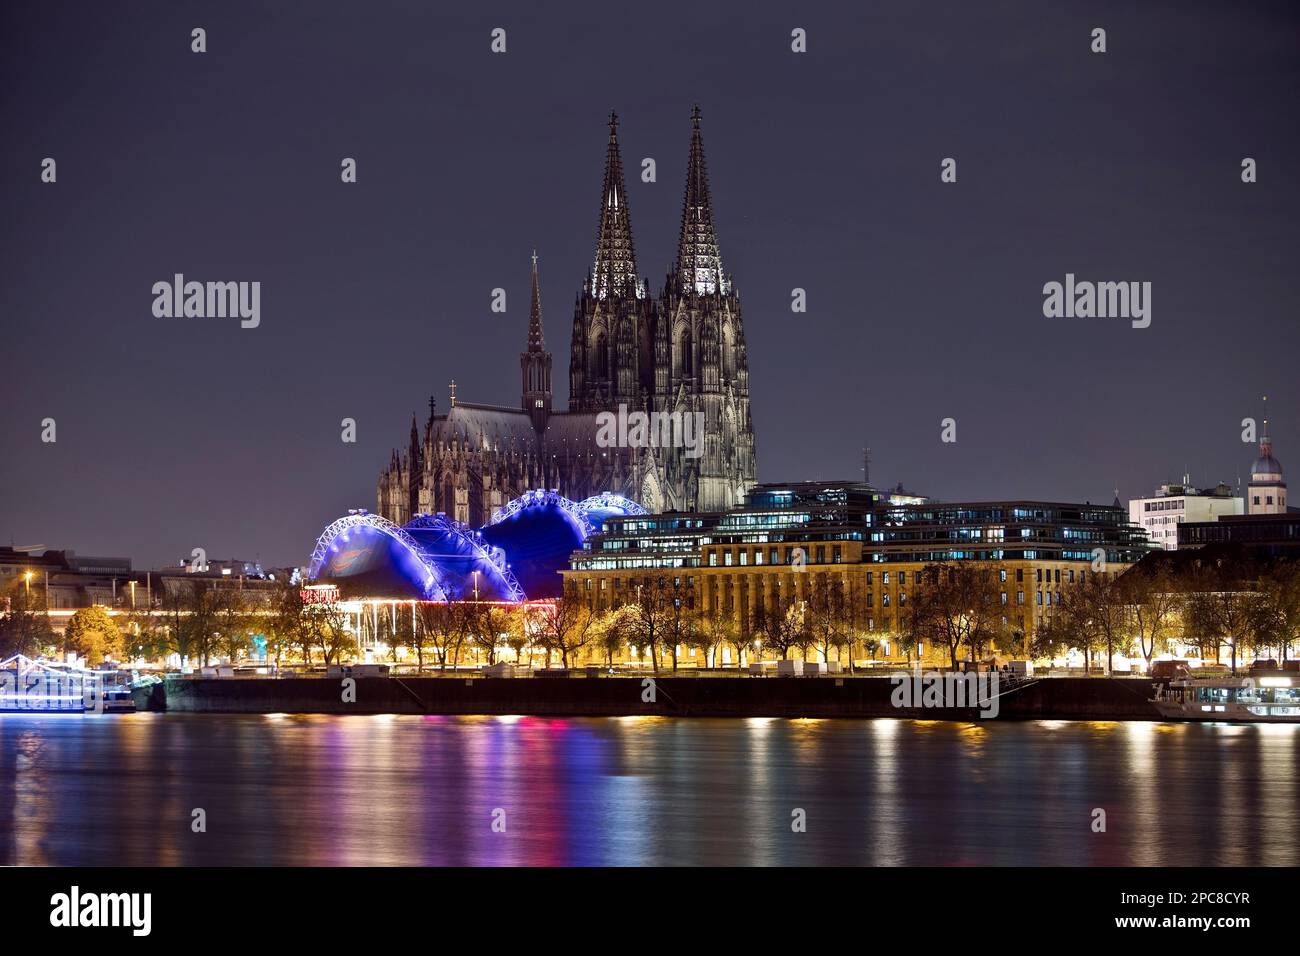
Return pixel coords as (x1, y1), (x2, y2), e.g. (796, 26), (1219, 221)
(0, 713), (1294, 866)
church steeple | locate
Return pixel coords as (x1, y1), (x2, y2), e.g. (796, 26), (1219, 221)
(591, 111), (641, 300)
(521, 252), (553, 430)
(526, 250), (545, 351)
(407, 413), (422, 521)
(675, 105), (726, 296)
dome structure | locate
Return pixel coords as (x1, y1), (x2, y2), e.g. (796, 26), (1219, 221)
(308, 490), (645, 601)
(309, 511), (524, 602)
(1247, 418), (1287, 515)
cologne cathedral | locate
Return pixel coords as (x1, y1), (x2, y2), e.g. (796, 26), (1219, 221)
(377, 108), (757, 526)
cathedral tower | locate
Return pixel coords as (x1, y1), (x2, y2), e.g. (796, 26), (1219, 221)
(520, 252), (553, 431)
(570, 112), (656, 413)
(656, 106), (756, 510)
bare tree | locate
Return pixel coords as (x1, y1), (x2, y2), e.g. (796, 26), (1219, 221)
(805, 574), (852, 668)
(620, 577), (675, 674)
(1255, 562), (1300, 662)
(752, 583), (805, 661)
(904, 565), (1003, 669)
(416, 603), (469, 671)
(306, 601), (357, 666)
(1120, 569), (1182, 670)
(537, 595), (597, 668)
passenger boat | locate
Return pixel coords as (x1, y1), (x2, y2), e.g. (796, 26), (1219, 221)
(1152, 675), (1300, 722)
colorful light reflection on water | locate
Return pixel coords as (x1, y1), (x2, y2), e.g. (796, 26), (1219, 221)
(0, 714), (1296, 866)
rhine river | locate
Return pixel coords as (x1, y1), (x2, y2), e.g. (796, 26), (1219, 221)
(0, 714), (1295, 866)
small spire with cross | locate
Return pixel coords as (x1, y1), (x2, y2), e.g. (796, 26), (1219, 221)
(449, 380), (457, 408)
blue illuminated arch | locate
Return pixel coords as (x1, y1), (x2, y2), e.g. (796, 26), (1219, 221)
(576, 492), (647, 519)
(309, 511), (448, 599)
(576, 492), (647, 532)
(403, 512), (526, 603)
(489, 489), (594, 539)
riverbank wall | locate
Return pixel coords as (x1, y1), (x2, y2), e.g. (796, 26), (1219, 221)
(132, 674), (1164, 720)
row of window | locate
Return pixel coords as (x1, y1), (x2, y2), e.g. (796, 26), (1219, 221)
(707, 545), (844, 567)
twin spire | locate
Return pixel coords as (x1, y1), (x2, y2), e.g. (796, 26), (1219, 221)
(676, 105), (726, 295)
(591, 111), (641, 300)
(589, 107), (725, 301)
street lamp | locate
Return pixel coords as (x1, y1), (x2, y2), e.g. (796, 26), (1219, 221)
(24, 570), (33, 596)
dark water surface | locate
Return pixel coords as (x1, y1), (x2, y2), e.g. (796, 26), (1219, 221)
(0, 713), (1294, 866)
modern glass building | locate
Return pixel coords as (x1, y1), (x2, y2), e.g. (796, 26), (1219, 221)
(565, 481), (1157, 660)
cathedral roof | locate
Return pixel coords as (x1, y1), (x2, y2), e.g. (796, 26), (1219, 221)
(432, 405), (537, 449)
(429, 404), (606, 455)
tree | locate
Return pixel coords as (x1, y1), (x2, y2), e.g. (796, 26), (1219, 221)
(595, 607), (631, 668)
(536, 597), (597, 668)
(306, 601), (357, 666)
(417, 603), (470, 670)
(657, 575), (698, 673)
(1198, 589), (1262, 675)
(1028, 609), (1072, 664)
(805, 574), (851, 667)
(214, 588), (252, 663)
(0, 578), (55, 658)
(265, 578), (309, 668)
(465, 602), (517, 666)
(179, 580), (221, 667)
(118, 605), (168, 662)
(1052, 572), (1128, 674)
(1255, 562), (1300, 662)
(620, 577), (675, 674)
(904, 565), (1003, 669)
(1120, 570), (1182, 670)
(64, 605), (121, 666)
(693, 609), (734, 668)
(752, 583), (806, 661)
(504, 606), (534, 667)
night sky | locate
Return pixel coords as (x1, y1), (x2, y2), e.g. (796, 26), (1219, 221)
(2, 0), (1297, 569)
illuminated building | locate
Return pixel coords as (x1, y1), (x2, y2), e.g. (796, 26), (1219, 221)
(1127, 480), (1243, 551)
(376, 108), (756, 525)
(563, 481), (1156, 665)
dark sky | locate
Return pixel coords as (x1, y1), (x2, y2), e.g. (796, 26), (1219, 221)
(2, 0), (1297, 570)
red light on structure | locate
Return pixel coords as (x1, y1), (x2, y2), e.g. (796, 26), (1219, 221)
(301, 585), (340, 605)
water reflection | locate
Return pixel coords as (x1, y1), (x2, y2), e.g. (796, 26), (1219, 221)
(0, 714), (1296, 866)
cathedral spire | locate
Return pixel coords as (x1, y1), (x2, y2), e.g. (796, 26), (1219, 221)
(527, 250), (545, 351)
(591, 110), (640, 299)
(522, 253), (553, 428)
(675, 105), (726, 295)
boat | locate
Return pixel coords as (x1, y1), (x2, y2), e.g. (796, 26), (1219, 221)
(1152, 674), (1300, 722)
(0, 655), (136, 714)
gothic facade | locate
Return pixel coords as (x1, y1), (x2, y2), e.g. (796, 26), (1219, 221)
(377, 108), (757, 526)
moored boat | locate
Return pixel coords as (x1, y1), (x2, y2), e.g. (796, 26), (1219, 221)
(1152, 675), (1300, 722)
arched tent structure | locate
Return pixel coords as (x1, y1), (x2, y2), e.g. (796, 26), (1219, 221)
(575, 492), (647, 532)
(309, 491), (644, 601)
(403, 513), (526, 602)
(309, 510), (524, 602)
(481, 490), (594, 599)
(310, 512), (446, 600)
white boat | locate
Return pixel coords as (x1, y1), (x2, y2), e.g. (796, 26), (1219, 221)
(1152, 675), (1300, 722)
